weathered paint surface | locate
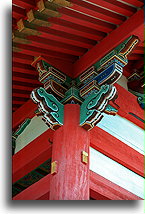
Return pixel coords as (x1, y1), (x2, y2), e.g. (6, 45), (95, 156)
(49, 104), (90, 200)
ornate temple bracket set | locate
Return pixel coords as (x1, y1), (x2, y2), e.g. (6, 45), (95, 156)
(30, 35), (140, 131)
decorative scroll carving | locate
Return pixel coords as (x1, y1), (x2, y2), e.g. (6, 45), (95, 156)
(31, 87), (64, 130)
(80, 84), (118, 131)
(138, 96), (145, 110)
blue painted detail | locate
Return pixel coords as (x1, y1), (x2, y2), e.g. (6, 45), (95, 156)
(94, 63), (123, 85)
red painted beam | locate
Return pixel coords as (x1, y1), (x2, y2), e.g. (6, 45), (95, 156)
(86, 0), (136, 16)
(13, 76), (40, 85)
(12, 85), (37, 94)
(12, 129), (53, 183)
(90, 126), (144, 177)
(13, 174), (51, 200)
(114, 83), (144, 129)
(38, 27), (96, 49)
(73, 8), (144, 77)
(70, 0), (126, 25)
(58, 7), (116, 33)
(13, 43), (78, 62)
(121, 0), (144, 7)
(12, 0), (35, 10)
(22, 35), (87, 56)
(13, 170), (142, 200)
(12, 99), (37, 129)
(49, 19), (106, 41)
(12, 5), (26, 20)
(90, 171), (142, 200)
(49, 104), (90, 200)
(12, 54), (74, 78)
(12, 52), (34, 65)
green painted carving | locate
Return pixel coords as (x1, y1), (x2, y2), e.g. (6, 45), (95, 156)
(138, 96), (145, 110)
(12, 118), (31, 155)
(104, 105), (118, 115)
(61, 86), (84, 104)
(31, 87), (64, 130)
(80, 84), (117, 131)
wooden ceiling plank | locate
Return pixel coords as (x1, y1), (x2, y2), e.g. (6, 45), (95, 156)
(13, 42), (79, 62)
(48, 18), (106, 41)
(12, 5), (26, 20)
(85, 0), (136, 16)
(119, 0), (144, 8)
(69, 0), (126, 25)
(13, 93), (30, 99)
(12, 76), (40, 85)
(57, 9), (115, 33)
(37, 27), (96, 49)
(12, 55), (34, 65)
(103, 0), (136, 13)
(12, 0), (35, 10)
(15, 19), (96, 49)
(13, 33), (87, 56)
(73, 8), (144, 77)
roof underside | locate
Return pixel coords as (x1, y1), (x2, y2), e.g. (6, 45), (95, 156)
(12, 0), (144, 112)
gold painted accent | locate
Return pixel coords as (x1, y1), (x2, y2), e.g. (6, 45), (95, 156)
(119, 39), (139, 59)
(51, 161), (58, 174)
(37, 0), (45, 12)
(17, 19), (25, 32)
(48, 0), (72, 7)
(17, 19), (40, 36)
(42, 8), (60, 17)
(31, 56), (42, 66)
(81, 151), (88, 164)
(27, 10), (35, 22)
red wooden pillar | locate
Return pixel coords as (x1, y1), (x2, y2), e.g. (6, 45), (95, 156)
(49, 104), (90, 200)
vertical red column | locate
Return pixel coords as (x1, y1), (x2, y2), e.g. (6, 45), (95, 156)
(49, 104), (90, 200)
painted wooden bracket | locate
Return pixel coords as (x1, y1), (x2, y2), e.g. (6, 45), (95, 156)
(30, 36), (139, 130)
(31, 87), (64, 130)
(80, 84), (118, 131)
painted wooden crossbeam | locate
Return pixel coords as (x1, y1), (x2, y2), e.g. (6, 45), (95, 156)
(90, 148), (144, 199)
(90, 171), (141, 200)
(13, 174), (51, 200)
(73, 8), (144, 77)
(90, 126), (144, 177)
(12, 129), (53, 183)
(12, 170), (141, 200)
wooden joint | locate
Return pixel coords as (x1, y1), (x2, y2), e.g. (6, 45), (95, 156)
(27, 10), (35, 23)
(81, 151), (88, 164)
(37, 0), (45, 12)
(51, 161), (58, 175)
(17, 19), (25, 32)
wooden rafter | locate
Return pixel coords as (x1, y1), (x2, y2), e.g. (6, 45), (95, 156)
(73, 8), (144, 77)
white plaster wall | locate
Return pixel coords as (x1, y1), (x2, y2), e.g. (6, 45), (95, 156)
(90, 147), (144, 199)
(117, 75), (128, 90)
(97, 114), (144, 154)
(15, 116), (48, 153)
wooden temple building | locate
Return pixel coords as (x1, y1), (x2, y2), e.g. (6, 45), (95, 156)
(12, 0), (144, 200)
